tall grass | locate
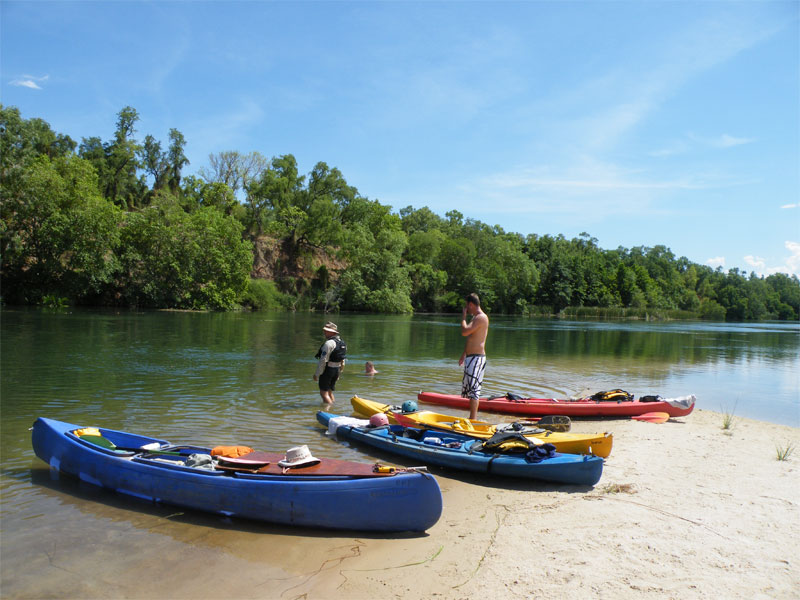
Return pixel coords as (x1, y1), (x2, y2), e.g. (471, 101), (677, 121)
(721, 401), (738, 432)
(775, 442), (795, 461)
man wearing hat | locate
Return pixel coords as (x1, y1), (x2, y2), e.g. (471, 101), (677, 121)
(313, 322), (347, 405)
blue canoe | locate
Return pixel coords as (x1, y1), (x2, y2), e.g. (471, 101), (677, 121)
(31, 417), (442, 532)
(318, 412), (604, 486)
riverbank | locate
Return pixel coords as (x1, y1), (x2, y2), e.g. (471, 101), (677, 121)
(7, 408), (796, 599)
(283, 408), (799, 599)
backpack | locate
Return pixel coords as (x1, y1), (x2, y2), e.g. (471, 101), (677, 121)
(329, 337), (347, 362)
(315, 336), (347, 362)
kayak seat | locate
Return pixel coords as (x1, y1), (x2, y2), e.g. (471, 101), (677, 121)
(399, 428), (424, 441)
(452, 418), (475, 432)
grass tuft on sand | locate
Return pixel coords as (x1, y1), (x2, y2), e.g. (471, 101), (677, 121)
(600, 482), (637, 494)
(775, 442), (795, 461)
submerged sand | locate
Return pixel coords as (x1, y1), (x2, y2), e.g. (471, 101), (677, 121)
(6, 409), (798, 599)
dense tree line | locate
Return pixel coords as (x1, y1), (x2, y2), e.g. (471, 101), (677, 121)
(1, 105), (798, 320)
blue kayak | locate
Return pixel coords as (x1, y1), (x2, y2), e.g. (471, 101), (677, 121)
(318, 411), (604, 486)
(31, 417), (442, 532)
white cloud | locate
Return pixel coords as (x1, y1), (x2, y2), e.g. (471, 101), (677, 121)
(741, 242), (800, 277)
(781, 241), (800, 276)
(781, 203), (798, 209)
(744, 255), (766, 271)
(706, 256), (726, 269)
(10, 75), (49, 90)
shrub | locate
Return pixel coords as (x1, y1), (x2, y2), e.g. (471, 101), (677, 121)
(241, 278), (290, 310)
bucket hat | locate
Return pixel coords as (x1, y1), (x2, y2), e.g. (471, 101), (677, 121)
(278, 445), (320, 468)
(322, 322), (338, 334)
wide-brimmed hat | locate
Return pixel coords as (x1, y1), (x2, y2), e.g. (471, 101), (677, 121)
(278, 445), (320, 468)
(322, 322), (338, 334)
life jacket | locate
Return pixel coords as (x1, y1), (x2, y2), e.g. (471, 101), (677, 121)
(470, 430), (540, 453)
(589, 389), (633, 403)
(315, 336), (347, 363)
(468, 430), (557, 463)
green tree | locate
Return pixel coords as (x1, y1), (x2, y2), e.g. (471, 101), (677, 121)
(244, 154), (305, 238)
(0, 105), (75, 179)
(166, 128), (189, 193)
(117, 196), (252, 309)
(766, 273), (800, 319)
(1, 155), (122, 304)
(79, 106), (145, 208)
(337, 198), (413, 313)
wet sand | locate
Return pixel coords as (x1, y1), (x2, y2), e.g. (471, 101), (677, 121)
(3, 409), (798, 599)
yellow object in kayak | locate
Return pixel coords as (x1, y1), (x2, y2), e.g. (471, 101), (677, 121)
(73, 427), (102, 437)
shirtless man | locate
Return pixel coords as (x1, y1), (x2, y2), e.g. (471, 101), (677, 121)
(458, 293), (489, 420)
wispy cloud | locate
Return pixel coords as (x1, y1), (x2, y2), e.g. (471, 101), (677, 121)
(688, 132), (756, 148)
(706, 256), (726, 269)
(461, 10), (783, 223)
(449, 156), (758, 222)
(781, 203), (799, 209)
(10, 74), (49, 90)
(650, 132), (755, 156)
(185, 97), (265, 167)
(544, 12), (781, 153)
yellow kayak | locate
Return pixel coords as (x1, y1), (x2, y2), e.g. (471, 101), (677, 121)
(350, 395), (613, 458)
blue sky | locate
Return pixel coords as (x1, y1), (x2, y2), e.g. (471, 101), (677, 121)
(2, 1), (798, 276)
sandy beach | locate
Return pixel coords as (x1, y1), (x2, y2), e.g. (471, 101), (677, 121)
(273, 408), (799, 600)
(6, 408), (798, 600)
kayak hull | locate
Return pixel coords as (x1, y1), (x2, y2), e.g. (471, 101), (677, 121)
(318, 411), (604, 486)
(31, 417), (442, 532)
(418, 391), (696, 418)
(351, 395), (613, 458)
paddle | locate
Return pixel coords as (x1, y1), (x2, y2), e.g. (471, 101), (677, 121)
(631, 412), (670, 424)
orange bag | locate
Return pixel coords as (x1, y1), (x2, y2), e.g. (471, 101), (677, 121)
(211, 445), (255, 458)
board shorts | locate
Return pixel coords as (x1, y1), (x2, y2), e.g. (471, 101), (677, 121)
(461, 354), (486, 401)
(318, 365), (340, 391)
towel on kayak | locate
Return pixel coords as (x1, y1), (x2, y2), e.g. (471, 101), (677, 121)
(185, 454), (216, 470)
(665, 394), (696, 409)
(525, 443), (557, 463)
(327, 416), (370, 436)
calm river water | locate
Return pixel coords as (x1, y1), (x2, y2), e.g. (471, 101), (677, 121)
(1, 308), (797, 596)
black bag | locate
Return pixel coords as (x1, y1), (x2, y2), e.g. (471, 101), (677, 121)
(639, 395), (662, 403)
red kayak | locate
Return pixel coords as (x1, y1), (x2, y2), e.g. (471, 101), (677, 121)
(417, 391), (696, 418)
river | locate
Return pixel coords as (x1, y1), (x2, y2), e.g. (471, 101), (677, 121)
(1, 308), (797, 596)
